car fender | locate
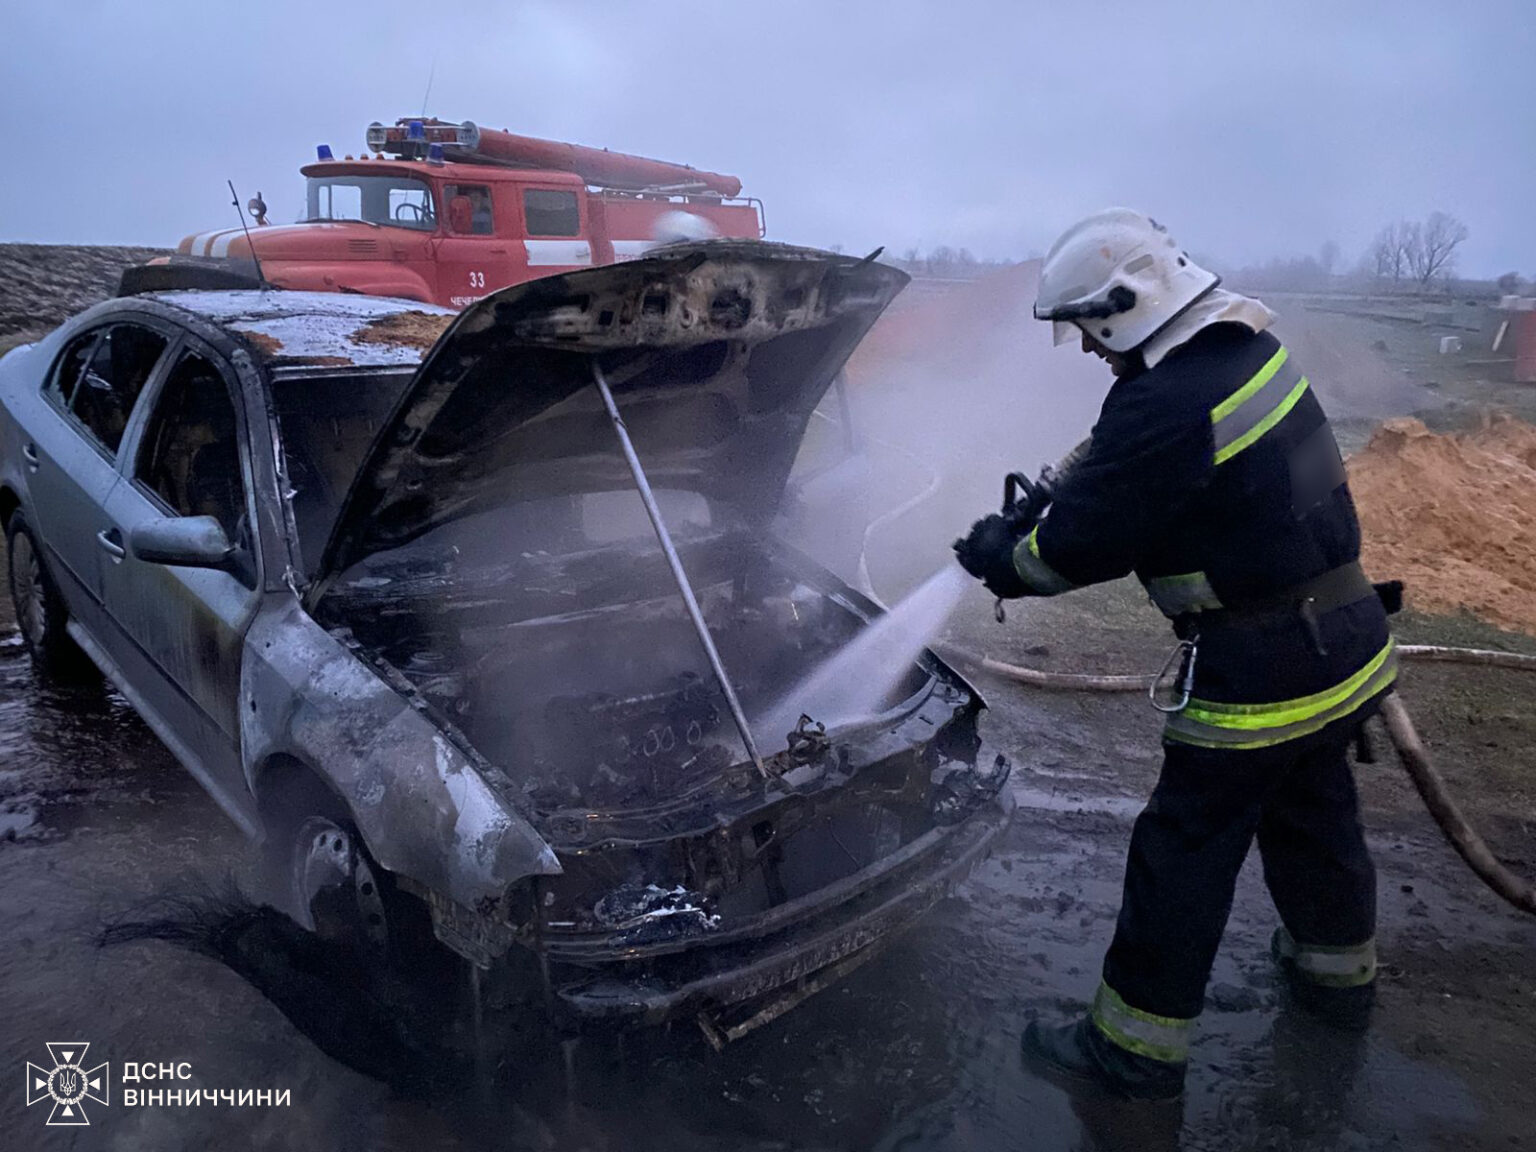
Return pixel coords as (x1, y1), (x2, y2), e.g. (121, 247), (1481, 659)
(240, 595), (560, 908)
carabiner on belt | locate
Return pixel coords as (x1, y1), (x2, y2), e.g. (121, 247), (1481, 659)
(1149, 637), (1199, 714)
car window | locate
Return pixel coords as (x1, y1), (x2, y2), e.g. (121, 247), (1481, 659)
(444, 184), (494, 235)
(69, 324), (169, 455)
(136, 349), (255, 585)
(524, 188), (580, 237)
(270, 371), (413, 578)
(304, 175), (436, 231)
(44, 331), (100, 410)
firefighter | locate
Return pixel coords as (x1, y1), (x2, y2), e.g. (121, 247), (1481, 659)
(954, 208), (1396, 1101)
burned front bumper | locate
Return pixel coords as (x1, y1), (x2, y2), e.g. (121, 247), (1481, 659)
(543, 789), (1014, 1034)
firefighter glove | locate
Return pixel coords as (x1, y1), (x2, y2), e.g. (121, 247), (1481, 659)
(954, 513), (1029, 599)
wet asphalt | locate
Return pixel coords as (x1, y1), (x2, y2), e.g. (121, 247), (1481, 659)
(2, 610), (1535, 1150)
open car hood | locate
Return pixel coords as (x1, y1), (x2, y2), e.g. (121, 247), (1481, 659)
(315, 242), (908, 588)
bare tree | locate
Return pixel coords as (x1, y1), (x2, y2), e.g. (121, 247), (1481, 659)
(1376, 222), (1406, 285)
(1496, 271), (1523, 295)
(1404, 211), (1469, 289)
(1399, 220), (1424, 286)
(1370, 222), (1409, 285)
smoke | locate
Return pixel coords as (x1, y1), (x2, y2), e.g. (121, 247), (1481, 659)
(818, 261), (1110, 600)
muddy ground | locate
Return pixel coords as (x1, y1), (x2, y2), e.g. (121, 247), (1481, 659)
(0, 254), (1534, 1150)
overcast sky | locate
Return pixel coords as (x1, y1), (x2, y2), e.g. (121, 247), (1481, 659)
(5, 1), (1533, 277)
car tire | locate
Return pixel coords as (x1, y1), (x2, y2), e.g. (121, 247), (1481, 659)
(260, 773), (444, 974)
(5, 511), (101, 685)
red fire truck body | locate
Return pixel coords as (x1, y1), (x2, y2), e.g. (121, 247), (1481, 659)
(169, 120), (764, 308)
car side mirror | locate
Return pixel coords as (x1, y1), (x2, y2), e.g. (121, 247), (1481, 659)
(129, 515), (236, 570)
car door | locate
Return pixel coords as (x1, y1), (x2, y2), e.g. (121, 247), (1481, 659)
(520, 185), (593, 276)
(97, 339), (261, 808)
(24, 321), (172, 638)
(435, 181), (517, 306)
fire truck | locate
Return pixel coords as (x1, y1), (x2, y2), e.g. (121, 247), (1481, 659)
(159, 119), (765, 308)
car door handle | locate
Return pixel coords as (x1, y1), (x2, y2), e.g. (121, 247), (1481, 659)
(21, 442), (39, 471)
(96, 528), (126, 560)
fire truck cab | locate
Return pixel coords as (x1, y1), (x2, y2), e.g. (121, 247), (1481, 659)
(167, 119), (765, 308)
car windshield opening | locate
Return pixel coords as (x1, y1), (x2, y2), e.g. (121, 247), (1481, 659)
(270, 369), (414, 578)
(359, 488), (719, 577)
(304, 175), (436, 231)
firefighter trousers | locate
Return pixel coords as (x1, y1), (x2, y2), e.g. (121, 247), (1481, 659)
(1097, 719), (1378, 1044)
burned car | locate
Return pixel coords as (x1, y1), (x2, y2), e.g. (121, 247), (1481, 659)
(0, 242), (1012, 1039)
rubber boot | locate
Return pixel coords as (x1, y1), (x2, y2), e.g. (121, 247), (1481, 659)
(1271, 927), (1375, 1032)
(1020, 1016), (1186, 1102)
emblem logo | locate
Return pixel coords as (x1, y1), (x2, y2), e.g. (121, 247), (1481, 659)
(26, 1043), (110, 1126)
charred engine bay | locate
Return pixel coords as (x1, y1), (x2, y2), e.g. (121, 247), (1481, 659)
(321, 526), (992, 942)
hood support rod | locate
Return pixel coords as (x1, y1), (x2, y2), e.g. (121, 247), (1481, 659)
(590, 361), (768, 777)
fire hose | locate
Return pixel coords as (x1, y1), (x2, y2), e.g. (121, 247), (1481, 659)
(935, 639), (1536, 916)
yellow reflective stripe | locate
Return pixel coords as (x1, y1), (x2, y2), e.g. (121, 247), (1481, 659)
(1165, 647), (1398, 750)
(1091, 981), (1192, 1065)
(1275, 927), (1377, 988)
(1183, 640), (1396, 729)
(1012, 525), (1076, 595)
(1213, 375), (1310, 466)
(1143, 571), (1223, 616)
(1211, 346), (1288, 422)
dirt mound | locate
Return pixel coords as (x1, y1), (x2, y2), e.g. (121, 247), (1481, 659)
(0, 243), (169, 344)
(1351, 417), (1536, 634)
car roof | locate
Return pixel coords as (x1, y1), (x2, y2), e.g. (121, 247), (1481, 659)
(144, 289), (456, 371)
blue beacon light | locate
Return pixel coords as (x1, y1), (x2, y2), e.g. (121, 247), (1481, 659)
(316, 144), (334, 161)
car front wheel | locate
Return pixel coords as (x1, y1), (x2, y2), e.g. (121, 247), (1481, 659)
(6, 512), (100, 684)
(262, 786), (442, 973)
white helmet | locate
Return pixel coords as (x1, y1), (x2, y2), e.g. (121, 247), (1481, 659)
(1034, 208), (1219, 353)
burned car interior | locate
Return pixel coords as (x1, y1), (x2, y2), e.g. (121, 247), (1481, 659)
(137, 349), (257, 582)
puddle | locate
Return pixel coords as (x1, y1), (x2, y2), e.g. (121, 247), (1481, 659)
(1010, 777), (1146, 820)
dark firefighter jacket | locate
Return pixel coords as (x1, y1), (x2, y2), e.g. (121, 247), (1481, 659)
(1015, 322), (1396, 749)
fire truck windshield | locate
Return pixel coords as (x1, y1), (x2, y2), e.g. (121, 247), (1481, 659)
(303, 175), (436, 231)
